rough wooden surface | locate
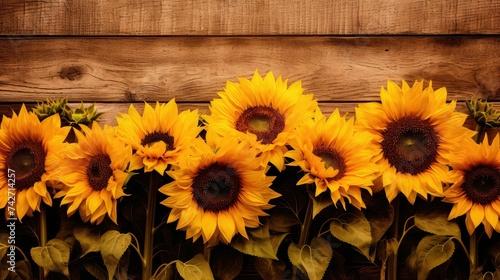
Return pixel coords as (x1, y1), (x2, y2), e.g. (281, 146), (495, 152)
(0, 1), (498, 279)
(1, 36), (499, 103)
(1, 0), (499, 35)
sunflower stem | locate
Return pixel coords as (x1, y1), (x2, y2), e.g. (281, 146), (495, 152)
(204, 243), (212, 264)
(469, 124), (484, 274)
(292, 196), (313, 279)
(469, 231), (477, 273)
(380, 260), (387, 280)
(142, 172), (157, 280)
(451, 236), (473, 274)
(388, 196), (400, 280)
(299, 198), (313, 246)
(39, 204), (48, 280)
(472, 124), (484, 144)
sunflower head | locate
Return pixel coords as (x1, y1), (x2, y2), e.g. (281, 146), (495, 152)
(443, 134), (500, 237)
(204, 70), (319, 171)
(355, 80), (476, 204)
(286, 109), (380, 210)
(159, 133), (280, 244)
(115, 100), (202, 175)
(0, 105), (70, 220)
(54, 122), (132, 224)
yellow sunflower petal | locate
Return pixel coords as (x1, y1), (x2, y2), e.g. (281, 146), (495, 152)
(201, 210), (217, 242)
(470, 204), (485, 228)
(218, 211), (236, 244)
(484, 204), (498, 229)
(465, 213), (476, 235)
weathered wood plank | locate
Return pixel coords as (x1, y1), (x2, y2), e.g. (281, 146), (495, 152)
(0, 0), (499, 35)
(0, 36), (499, 103)
(0, 102), (486, 129)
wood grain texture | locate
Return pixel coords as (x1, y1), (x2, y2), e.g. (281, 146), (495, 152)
(0, 36), (499, 103)
(1, 0), (499, 35)
(0, 102), (482, 128)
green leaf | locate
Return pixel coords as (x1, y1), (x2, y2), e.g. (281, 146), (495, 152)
(307, 188), (333, 218)
(267, 209), (300, 233)
(175, 254), (214, 280)
(114, 249), (130, 280)
(55, 214), (77, 249)
(30, 239), (70, 277)
(12, 259), (32, 280)
(151, 263), (175, 280)
(123, 171), (139, 186)
(329, 208), (372, 259)
(377, 238), (398, 262)
(74, 227), (101, 257)
(415, 205), (461, 239)
(210, 245), (243, 280)
(100, 230), (132, 280)
(252, 233), (288, 280)
(270, 233), (288, 255)
(0, 243), (7, 260)
(406, 249), (418, 273)
(83, 261), (108, 280)
(363, 193), (395, 263)
(231, 224), (277, 260)
(254, 258), (286, 280)
(414, 235), (455, 280)
(0, 256), (9, 280)
(469, 266), (485, 280)
(494, 269), (500, 280)
(287, 237), (333, 280)
(487, 240), (500, 268)
(363, 192), (394, 244)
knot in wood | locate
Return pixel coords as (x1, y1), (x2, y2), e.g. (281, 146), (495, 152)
(59, 66), (83, 80)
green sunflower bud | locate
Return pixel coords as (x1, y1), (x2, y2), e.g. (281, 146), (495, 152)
(33, 98), (69, 120)
(63, 103), (104, 126)
(466, 98), (500, 128)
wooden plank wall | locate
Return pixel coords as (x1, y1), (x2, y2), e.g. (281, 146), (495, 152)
(0, 0), (499, 279)
(1, 0), (499, 127)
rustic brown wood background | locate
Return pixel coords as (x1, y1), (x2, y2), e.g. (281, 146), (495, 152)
(0, 0), (499, 124)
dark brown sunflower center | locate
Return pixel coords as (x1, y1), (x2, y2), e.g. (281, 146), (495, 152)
(6, 141), (46, 191)
(192, 163), (241, 212)
(87, 154), (113, 191)
(313, 146), (346, 180)
(235, 106), (285, 144)
(141, 132), (174, 150)
(462, 165), (500, 205)
(381, 116), (439, 175)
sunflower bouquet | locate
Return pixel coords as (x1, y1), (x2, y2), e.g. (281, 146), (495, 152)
(1, 71), (500, 280)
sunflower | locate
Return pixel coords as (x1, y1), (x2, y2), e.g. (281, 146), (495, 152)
(54, 122), (132, 224)
(115, 100), (201, 174)
(159, 133), (280, 244)
(286, 109), (380, 209)
(0, 105), (70, 221)
(355, 80), (476, 204)
(443, 134), (500, 237)
(204, 70), (318, 171)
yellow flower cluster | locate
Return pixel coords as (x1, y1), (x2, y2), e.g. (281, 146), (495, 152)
(1, 71), (499, 244)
